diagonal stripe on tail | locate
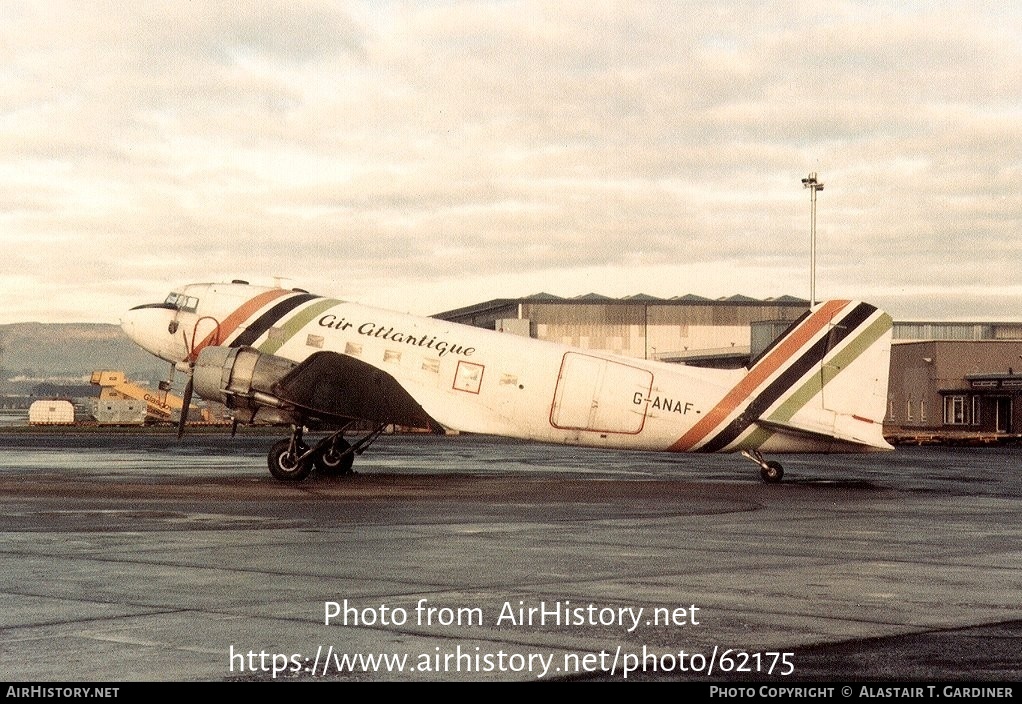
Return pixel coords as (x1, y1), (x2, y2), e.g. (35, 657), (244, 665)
(702, 303), (888, 452)
(669, 300), (849, 452)
(695, 302), (879, 453)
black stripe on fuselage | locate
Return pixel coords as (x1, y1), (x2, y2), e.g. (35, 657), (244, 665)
(697, 302), (877, 453)
(229, 293), (319, 348)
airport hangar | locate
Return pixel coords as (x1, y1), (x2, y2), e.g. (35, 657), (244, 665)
(434, 294), (1022, 439)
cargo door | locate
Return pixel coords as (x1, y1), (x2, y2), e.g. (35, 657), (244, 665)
(550, 353), (652, 434)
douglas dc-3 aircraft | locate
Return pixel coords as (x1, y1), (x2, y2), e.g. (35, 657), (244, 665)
(121, 281), (894, 483)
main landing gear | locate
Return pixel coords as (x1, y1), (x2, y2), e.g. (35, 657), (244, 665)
(741, 450), (784, 484)
(267, 423), (387, 482)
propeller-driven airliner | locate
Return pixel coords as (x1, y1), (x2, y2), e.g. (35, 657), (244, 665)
(121, 281), (894, 482)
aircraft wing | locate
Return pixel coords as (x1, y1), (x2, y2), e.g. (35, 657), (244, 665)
(271, 351), (445, 432)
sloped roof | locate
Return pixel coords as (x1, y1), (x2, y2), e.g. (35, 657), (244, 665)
(433, 293), (809, 319)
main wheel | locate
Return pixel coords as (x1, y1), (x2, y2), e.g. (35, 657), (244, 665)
(268, 438), (312, 481)
(315, 438), (354, 475)
(760, 460), (784, 484)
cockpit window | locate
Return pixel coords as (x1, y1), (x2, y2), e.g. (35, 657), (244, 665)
(163, 292), (199, 313)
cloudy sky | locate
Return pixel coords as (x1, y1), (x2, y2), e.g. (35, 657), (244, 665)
(1, 1), (1020, 324)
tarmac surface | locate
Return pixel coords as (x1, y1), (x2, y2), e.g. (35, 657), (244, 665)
(0, 430), (1020, 682)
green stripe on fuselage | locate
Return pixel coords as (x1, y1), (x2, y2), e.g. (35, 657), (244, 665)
(257, 298), (341, 355)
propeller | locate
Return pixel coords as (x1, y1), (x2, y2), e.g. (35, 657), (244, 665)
(177, 324), (199, 440)
(176, 316), (223, 439)
(177, 371), (194, 440)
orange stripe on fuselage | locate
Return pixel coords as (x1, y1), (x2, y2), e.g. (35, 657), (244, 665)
(669, 300), (849, 451)
(189, 288), (292, 360)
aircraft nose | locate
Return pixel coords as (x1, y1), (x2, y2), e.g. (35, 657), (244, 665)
(120, 305), (180, 361)
(120, 307), (150, 348)
(120, 311), (136, 341)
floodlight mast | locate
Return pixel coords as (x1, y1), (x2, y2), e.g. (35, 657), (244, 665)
(802, 172), (824, 306)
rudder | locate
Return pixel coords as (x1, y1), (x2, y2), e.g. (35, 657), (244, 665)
(752, 300), (893, 452)
(670, 300), (893, 453)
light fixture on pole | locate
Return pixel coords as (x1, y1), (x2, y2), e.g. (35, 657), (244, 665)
(801, 172), (824, 306)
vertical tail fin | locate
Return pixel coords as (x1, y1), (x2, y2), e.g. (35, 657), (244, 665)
(748, 300), (893, 451)
(672, 300), (893, 453)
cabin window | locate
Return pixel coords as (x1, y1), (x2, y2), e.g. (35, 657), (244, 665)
(453, 361), (485, 394)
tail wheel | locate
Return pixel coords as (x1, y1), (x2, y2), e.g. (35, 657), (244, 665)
(268, 438), (312, 481)
(315, 438), (355, 475)
(760, 461), (784, 484)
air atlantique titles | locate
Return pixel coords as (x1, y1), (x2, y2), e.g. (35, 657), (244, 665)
(319, 314), (475, 358)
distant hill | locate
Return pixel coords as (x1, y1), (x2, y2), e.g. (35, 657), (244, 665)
(0, 323), (169, 396)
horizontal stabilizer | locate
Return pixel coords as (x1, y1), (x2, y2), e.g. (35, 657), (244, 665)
(756, 415), (891, 452)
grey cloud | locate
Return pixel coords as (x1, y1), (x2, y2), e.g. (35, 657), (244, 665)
(2, 1), (1021, 323)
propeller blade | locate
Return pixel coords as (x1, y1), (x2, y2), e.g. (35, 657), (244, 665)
(177, 375), (193, 440)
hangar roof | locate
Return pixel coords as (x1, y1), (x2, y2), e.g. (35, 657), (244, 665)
(434, 293), (809, 319)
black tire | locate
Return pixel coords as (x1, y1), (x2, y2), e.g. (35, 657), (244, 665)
(315, 438), (355, 475)
(268, 438), (312, 481)
(760, 460), (784, 484)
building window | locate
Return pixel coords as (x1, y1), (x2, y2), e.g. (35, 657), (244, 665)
(888, 399), (896, 422)
(920, 399), (927, 423)
(972, 396), (982, 426)
(907, 398), (914, 422)
(944, 395), (967, 425)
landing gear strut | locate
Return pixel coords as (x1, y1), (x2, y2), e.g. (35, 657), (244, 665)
(741, 450), (784, 483)
(266, 423), (388, 481)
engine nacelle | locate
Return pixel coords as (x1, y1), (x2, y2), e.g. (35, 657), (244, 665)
(193, 346), (298, 418)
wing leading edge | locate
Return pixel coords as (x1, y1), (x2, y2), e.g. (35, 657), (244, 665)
(272, 351), (445, 432)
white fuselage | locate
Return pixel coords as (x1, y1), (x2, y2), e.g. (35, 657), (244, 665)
(309, 300), (739, 451)
(122, 282), (893, 456)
